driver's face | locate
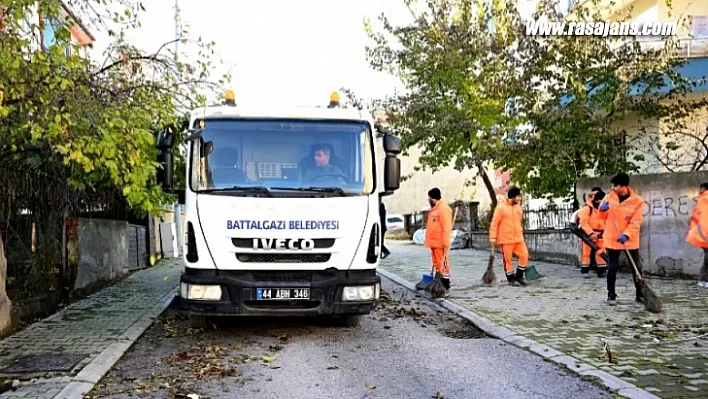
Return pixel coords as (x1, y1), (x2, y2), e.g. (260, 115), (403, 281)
(314, 150), (330, 167)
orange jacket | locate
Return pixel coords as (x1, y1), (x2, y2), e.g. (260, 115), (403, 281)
(578, 198), (605, 236)
(686, 191), (708, 248)
(489, 199), (524, 244)
(689, 191), (708, 231)
(599, 187), (644, 250)
(424, 200), (453, 249)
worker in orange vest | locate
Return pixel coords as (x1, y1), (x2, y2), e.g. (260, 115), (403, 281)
(577, 189), (608, 278)
(598, 173), (645, 306)
(424, 188), (453, 292)
(490, 186), (545, 286)
(685, 182), (708, 288)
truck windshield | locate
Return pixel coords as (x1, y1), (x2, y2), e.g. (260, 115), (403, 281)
(189, 118), (375, 195)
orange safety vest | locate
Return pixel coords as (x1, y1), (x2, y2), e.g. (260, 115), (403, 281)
(489, 199), (524, 244)
(599, 187), (644, 250)
(424, 200), (453, 249)
(686, 191), (708, 248)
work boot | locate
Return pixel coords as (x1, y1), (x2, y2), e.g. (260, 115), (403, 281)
(524, 265), (545, 281)
(597, 268), (607, 278)
(607, 295), (617, 306)
(515, 268), (528, 286)
(506, 274), (518, 286)
(442, 278), (451, 290)
(580, 265), (591, 279)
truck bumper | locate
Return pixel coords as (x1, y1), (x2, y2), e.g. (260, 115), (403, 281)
(178, 268), (380, 317)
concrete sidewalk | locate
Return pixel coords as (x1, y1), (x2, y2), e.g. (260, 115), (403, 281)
(0, 258), (181, 399)
(380, 241), (708, 399)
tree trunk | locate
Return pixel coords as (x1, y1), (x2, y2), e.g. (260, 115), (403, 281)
(0, 232), (12, 336)
(476, 161), (497, 213)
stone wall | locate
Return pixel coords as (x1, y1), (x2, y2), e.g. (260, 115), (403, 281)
(70, 217), (131, 291)
(469, 230), (581, 266)
(457, 170), (708, 277)
(577, 170), (708, 277)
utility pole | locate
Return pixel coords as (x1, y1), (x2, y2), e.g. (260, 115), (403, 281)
(172, 0), (181, 257)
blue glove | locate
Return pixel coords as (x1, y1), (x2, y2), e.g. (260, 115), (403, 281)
(618, 234), (629, 244)
(599, 202), (610, 211)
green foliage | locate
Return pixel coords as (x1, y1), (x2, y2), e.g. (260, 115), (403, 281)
(0, 0), (229, 215)
(363, 0), (705, 201)
(364, 0), (530, 208)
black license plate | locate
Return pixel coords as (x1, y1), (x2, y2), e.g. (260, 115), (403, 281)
(256, 288), (310, 300)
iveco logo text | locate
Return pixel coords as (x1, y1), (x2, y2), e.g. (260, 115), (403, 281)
(252, 238), (315, 250)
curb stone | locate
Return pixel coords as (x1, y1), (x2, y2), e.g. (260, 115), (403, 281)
(377, 268), (661, 399)
(54, 290), (177, 399)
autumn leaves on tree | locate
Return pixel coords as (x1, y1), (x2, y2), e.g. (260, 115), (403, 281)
(362, 0), (706, 205)
(0, 0), (228, 214)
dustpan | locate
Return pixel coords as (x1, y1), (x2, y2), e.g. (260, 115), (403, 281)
(415, 268), (435, 290)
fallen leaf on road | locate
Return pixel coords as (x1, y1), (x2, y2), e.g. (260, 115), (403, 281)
(187, 394), (200, 399)
(365, 383), (376, 389)
(164, 276), (169, 281)
(432, 393), (444, 399)
(261, 355), (276, 363)
(649, 357), (665, 364)
(327, 366), (339, 370)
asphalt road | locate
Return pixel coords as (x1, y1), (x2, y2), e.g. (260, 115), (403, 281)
(90, 278), (610, 399)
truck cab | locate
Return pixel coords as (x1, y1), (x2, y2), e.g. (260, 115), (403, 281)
(155, 91), (402, 327)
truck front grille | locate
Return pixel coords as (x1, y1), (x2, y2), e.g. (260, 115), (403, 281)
(235, 253), (331, 263)
(252, 271), (313, 283)
(232, 238), (335, 249)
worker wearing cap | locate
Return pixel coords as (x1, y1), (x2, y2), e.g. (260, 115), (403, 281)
(490, 186), (539, 286)
(424, 188), (453, 292)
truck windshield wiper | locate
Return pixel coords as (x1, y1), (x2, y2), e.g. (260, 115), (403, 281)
(271, 186), (347, 196)
(200, 186), (273, 197)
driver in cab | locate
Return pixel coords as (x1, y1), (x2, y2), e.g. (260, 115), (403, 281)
(303, 144), (343, 182)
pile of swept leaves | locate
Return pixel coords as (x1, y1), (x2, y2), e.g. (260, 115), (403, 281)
(89, 314), (293, 399)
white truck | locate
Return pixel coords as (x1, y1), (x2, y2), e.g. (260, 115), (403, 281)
(155, 91), (402, 327)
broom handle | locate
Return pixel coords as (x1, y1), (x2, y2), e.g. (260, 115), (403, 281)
(605, 204), (643, 281)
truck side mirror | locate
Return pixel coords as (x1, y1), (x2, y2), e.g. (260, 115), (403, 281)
(156, 130), (175, 190)
(383, 133), (401, 192)
(383, 133), (402, 154)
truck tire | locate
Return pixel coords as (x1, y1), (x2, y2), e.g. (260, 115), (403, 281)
(338, 315), (361, 327)
(189, 314), (211, 329)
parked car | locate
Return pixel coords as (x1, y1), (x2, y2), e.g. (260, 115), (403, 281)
(386, 214), (405, 231)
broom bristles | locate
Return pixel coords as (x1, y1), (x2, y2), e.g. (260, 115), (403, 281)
(482, 255), (496, 285)
(639, 280), (663, 313)
(426, 275), (447, 298)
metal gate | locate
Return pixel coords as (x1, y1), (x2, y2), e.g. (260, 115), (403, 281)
(127, 224), (148, 271)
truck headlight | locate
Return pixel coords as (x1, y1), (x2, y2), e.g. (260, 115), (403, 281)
(180, 283), (222, 301)
(342, 284), (380, 301)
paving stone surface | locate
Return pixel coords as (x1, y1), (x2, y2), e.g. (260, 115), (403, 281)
(0, 259), (181, 398)
(380, 240), (708, 399)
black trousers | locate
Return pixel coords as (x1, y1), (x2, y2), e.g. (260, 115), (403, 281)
(606, 248), (642, 300)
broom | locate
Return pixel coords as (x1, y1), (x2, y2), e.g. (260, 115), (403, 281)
(481, 245), (496, 285)
(624, 248), (662, 313)
(426, 207), (458, 299)
(607, 214), (662, 313)
(426, 251), (449, 299)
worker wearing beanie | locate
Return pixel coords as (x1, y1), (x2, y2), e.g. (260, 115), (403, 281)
(489, 186), (532, 286)
(424, 187), (454, 292)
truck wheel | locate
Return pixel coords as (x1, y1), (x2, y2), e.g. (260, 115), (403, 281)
(189, 314), (211, 329)
(338, 315), (361, 327)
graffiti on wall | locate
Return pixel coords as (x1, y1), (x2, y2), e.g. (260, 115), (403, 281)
(578, 192), (698, 219)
